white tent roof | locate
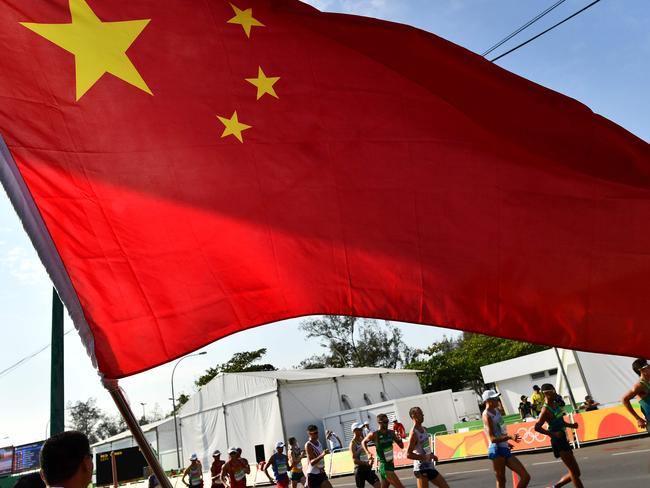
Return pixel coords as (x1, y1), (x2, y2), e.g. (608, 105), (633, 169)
(91, 416), (173, 447)
(229, 367), (420, 382)
(481, 349), (556, 383)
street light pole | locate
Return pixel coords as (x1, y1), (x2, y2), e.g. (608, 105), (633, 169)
(171, 351), (207, 469)
(140, 402), (147, 422)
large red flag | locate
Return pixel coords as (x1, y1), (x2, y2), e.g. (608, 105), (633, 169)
(0, 0), (648, 379)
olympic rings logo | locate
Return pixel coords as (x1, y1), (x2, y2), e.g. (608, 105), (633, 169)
(514, 426), (547, 444)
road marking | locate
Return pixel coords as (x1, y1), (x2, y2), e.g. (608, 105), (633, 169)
(611, 448), (650, 456)
(532, 460), (561, 465)
(445, 468), (489, 475)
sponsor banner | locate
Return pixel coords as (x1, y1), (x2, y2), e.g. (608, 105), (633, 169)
(573, 405), (646, 442)
(434, 430), (489, 460)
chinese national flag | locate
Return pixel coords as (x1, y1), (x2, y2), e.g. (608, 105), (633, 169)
(0, 0), (649, 379)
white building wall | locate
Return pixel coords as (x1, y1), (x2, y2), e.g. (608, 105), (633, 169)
(496, 374), (558, 414)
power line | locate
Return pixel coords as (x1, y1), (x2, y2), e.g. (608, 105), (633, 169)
(490, 0), (603, 63)
(0, 328), (74, 379)
(482, 0), (568, 57)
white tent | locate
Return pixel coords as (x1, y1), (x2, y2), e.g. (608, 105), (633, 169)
(92, 416), (180, 471)
(323, 389), (461, 445)
(480, 349), (639, 414)
(178, 368), (421, 469)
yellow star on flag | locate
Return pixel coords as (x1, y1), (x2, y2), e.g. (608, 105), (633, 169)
(20, 0), (152, 101)
(228, 3), (264, 38)
(245, 67), (280, 100)
(217, 111), (252, 143)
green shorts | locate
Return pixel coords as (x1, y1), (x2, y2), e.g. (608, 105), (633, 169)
(378, 461), (395, 480)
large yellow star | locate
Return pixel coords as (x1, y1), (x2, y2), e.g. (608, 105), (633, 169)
(245, 67), (280, 100)
(217, 111), (252, 143)
(21, 0), (152, 101)
(227, 3), (264, 38)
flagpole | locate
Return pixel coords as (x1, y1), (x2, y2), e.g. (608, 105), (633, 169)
(102, 378), (172, 488)
(553, 347), (577, 410)
(50, 288), (65, 435)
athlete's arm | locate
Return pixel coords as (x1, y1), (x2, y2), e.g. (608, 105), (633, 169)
(361, 432), (375, 459)
(182, 467), (190, 486)
(220, 462), (230, 487)
(405, 428), (421, 461)
(392, 429), (404, 449)
(533, 408), (554, 437)
(622, 383), (648, 429)
(263, 455), (275, 482)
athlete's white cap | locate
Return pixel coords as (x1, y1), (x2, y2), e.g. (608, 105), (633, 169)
(213, 450), (221, 457)
(276, 441), (285, 448)
(190, 453), (198, 461)
(228, 447), (238, 454)
(351, 422), (362, 433)
(482, 389), (501, 402)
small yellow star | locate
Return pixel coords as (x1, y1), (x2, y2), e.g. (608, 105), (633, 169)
(245, 67), (280, 100)
(217, 111), (252, 143)
(20, 0), (151, 101)
(228, 3), (264, 38)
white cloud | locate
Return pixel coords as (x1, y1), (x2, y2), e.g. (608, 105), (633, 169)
(0, 245), (49, 286)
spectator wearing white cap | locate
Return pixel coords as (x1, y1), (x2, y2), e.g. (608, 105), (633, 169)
(349, 422), (379, 488)
(182, 453), (204, 488)
(482, 390), (530, 488)
(221, 448), (249, 488)
(361, 421), (371, 439)
(264, 441), (290, 488)
(210, 450), (225, 488)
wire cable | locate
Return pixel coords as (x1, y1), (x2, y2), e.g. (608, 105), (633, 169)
(490, 0), (603, 63)
(0, 328), (74, 379)
(482, 0), (568, 57)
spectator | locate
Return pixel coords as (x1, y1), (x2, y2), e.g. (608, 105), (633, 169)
(392, 419), (406, 439)
(325, 430), (343, 452)
(39, 431), (93, 488)
(148, 473), (160, 488)
(361, 421), (371, 438)
(583, 396), (599, 411)
(518, 395), (532, 420)
(531, 385), (544, 416)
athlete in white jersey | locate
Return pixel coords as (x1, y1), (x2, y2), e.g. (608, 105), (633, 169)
(305, 424), (332, 488)
(482, 390), (530, 488)
(406, 407), (449, 488)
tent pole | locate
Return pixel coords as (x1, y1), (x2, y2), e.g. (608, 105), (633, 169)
(572, 350), (592, 398)
(553, 348), (577, 409)
(50, 288), (65, 435)
(103, 378), (172, 488)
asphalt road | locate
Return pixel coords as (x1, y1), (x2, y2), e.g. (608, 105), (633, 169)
(329, 436), (650, 487)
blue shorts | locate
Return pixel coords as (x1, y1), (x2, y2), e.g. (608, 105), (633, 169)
(487, 445), (512, 460)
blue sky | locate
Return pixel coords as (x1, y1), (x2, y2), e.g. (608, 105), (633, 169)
(0, 0), (648, 446)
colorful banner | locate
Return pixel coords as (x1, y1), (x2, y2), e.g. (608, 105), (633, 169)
(573, 405), (646, 442)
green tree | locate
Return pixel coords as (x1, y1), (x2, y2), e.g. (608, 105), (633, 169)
(67, 398), (103, 444)
(195, 348), (276, 387)
(408, 332), (547, 395)
(298, 315), (414, 369)
(96, 414), (127, 440)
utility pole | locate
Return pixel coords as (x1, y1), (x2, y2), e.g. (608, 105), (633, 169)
(50, 289), (65, 435)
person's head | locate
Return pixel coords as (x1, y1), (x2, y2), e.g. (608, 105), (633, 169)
(212, 450), (221, 461)
(307, 424), (319, 440)
(540, 383), (556, 401)
(520, 395), (527, 402)
(275, 441), (285, 454)
(585, 395), (592, 402)
(351, 422), (363, 439)
(325, 430), (332, 438)
(228, 447), (238, 460)
(409, 406), (424, 423)
(532, 385), (540, 392)
(481, 389), (501, 408)
(376, 413), (389, 429)
(236, 448), (242, 458)
(288, 437), (297, 447)
(40, 431), (92, 488)
(190, 453), (199, 465)
(14, 472), (46, 488)
(632, 358), (650, 379)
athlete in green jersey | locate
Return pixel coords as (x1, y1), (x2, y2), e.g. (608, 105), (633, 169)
(362, 414), (404, 488)
(534, 384), (582, 488)
(622, 358), (650, 431)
